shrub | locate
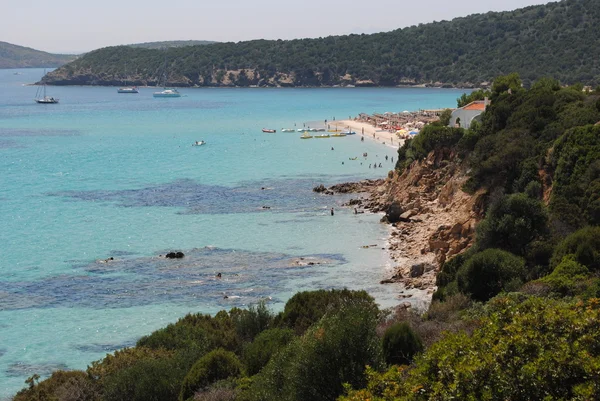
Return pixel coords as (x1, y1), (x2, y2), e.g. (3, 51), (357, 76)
(243, 328), (295, 376)
(381, 322), (423, 366)
(278, 289), (377, 334)
(539, 255), (590, 296)
(243, 301), (381, 401)
(456, 248), (526, 301)
(475, 193), (548, 256)
(13, 371), (99, 401)
(550, 226), (600, 271)
(136, 311), (240, 353)
(230, 301), (274, 343)
(180, 349), (243, 401)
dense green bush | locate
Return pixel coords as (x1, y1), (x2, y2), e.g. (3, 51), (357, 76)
(381, 322), (423, 366)
(136, 311), (240, 353)
(243, 301), (381, 401)
(456, 248), (526, 301)
(179, 349), (243, 401)
(550, 226), (600, 271)
(231, 301), (275, 343)
(475, 193), (548, 256)
(394, 125), (464, 172)
(539, 255), (590, 296)
(243, 328), (295, 376)
(278, 288), (377, 334)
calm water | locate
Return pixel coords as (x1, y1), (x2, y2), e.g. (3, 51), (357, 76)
(0, 68), (466, 396)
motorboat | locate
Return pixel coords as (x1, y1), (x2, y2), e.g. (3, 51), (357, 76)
(300, 132), (313, 139)
(331, 133), (347, 137)
(341, 131), (357, 135)
(193, 140), (206, 146)
(281, 128), (295, 132)
(153, 88), (181, 98)
(316, 128), (326, 132)
(315, 134), (330, 138)
(262, 128), (276, 133)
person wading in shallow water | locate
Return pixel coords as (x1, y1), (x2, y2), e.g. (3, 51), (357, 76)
(331, 208), (334, 216)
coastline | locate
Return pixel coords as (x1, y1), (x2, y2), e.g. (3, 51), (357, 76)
(335, 119), (403, 149)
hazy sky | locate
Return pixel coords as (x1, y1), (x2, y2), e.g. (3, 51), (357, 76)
(4, 0), (547, 53)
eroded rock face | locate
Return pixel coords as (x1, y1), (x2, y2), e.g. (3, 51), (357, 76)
(358, 147), (485, 303)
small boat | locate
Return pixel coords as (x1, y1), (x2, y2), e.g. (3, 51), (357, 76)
(35, 70), (59, 104)
(300, 132), (313, 139)
(262, 128), (276, 133)
(118, 86), (139, 94)
(327, 129), (342, 132)
(193, 140), (206, 146)
(341, 131), (357, 135)
(316, 128), (326, 132)
(153, 88), (181, 98)
(281, 128), (295, 132)
(153, 57), (181, 98)
(314, 134), (330, 138)
(331, 133), (347, 137)
(296, 128), (305, 132)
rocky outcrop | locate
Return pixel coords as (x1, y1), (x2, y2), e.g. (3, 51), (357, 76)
(313, 179), (384, 196)
(165, 251), (185, 259)
(357, 148), (486, 297)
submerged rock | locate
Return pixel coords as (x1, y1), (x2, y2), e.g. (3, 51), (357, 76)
(165, 251), (185, 259)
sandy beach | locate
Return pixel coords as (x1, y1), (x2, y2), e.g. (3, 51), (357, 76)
(335, 119), (404, 149)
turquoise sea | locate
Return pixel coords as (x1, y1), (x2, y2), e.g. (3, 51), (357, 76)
(0, 68), (467, 397)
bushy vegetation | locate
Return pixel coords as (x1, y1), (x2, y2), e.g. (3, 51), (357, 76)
(179, 349), (243, 401)
(381, 323), (423, 366)
(46, 0), (600, 87)
(341, 296), (600, 400)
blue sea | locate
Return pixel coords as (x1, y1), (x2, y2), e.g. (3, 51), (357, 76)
(0, 68), (467, 397)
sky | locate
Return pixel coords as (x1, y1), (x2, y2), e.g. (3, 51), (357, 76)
(4, 0), (548, 54)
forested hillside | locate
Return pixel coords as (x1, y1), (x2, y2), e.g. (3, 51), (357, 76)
(44, 0), (600, 87)
(0, 42), (76, 69)
(127, 40), (217, 49)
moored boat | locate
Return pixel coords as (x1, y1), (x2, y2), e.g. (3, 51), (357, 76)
(331, 133), (347, 137)
(300, 132), (313, 139)
(118, 86), (139, 94)
(153, 88), (181, 98)
(281, 128), (295, 132)
(35, 70), (59, 104)
(262, 128), (276, 133)
(315, 134), (330, 138)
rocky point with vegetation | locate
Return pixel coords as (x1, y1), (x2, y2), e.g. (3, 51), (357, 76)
(14, 74), (600, 400)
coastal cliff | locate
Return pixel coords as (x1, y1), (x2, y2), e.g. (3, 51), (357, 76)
(338, 147), (485, 301)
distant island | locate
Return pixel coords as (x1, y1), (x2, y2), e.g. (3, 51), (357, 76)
(42, 0), (600, 88)
(0, 40), (217, 69)
(0, 42), (77, 69)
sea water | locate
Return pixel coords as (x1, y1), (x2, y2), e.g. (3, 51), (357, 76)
(0, 68), (467, 397)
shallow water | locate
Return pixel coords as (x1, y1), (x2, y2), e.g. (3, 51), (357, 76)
(0, 68), (467, 397)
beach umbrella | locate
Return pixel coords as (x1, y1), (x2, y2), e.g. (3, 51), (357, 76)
(409, 131), (418, 136)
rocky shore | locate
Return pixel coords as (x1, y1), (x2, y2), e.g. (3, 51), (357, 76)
(315, 148), (486, 306)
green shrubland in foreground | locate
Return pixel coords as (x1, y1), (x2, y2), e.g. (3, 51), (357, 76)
(15, 75), (600, 400)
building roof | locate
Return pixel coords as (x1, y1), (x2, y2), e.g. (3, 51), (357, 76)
(462, 101), (487, 111)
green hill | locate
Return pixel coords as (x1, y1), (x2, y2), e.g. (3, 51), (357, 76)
(127, 40), (217, 49)
(0, 42), (76, 69)
(44, 0), (600, 87)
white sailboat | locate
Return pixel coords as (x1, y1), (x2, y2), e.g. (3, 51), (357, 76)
(35, 70), (59, 104)
(153, 57), (180, 98)
(118, 63), (138, 93)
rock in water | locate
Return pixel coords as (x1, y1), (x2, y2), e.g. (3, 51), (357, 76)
(166, 251), (185, 259)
